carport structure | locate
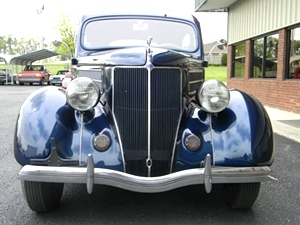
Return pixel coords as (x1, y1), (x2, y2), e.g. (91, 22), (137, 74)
(0, 54), (17, 85)
(10, 49), (59, 66)
(3, 49), (59, 85)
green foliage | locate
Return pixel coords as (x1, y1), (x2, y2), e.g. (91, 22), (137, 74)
(205, 66), (227, 82)
(52, 13), (76, 59)
(233, 63), (245, 78)
(43, 62), (70, 75)
(221, 53), (227, 66)
(236, 42), (246, 56)
(0, 36), (41, 55)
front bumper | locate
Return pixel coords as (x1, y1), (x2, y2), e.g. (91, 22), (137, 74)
(17, 154), (277, 194)
(18, 78), (42, 83)
(50, 79), (62, 85)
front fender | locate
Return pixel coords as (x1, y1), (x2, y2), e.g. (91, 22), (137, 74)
(173, 89), (274, 170)
(212, 89), (274, 166)
(14, 86), (124, 171)
(14, 87), (71, 165)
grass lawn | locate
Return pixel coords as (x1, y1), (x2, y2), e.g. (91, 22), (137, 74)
(205, 66), (227, 83)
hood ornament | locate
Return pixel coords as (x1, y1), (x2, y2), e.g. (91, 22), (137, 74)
(146, 36), (153, 69)
(147, 36), (153, 47)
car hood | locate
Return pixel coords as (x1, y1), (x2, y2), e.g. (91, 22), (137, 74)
(19, 71), (43, 74)
(76, 47), (196, 67)
(50, 75), (65, 80)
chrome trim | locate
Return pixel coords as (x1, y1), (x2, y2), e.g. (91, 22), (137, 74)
(111, 68), (126, 172)
(18, 154), (277, 194)
(79, 113), (84, 166)
(170, 97), (184, 173)
(86, 154), (94, 194)
(147, 56), (152, 177)
(208, 114), (216, 165)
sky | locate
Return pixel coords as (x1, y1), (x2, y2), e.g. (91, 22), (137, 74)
(0, 0), (228, 44)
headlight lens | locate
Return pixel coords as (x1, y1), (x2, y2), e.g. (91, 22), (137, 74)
(66, 77), (100, 111)
(196, 80), (230, 113)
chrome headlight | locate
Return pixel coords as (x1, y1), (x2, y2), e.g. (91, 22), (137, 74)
(184, 134), (201, 151)
(66, 77), (100, 111)
(196, 80), (230, 113)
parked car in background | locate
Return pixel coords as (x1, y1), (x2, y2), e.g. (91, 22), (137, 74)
(49, 69), (70, 86)
(18, 65), (51, 85)
(0, 69), (17, 84)
(14, 12), (277, 213)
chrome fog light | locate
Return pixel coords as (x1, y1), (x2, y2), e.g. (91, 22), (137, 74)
(93, 133), (111, 151)
(196, 79), (230, 113)
(66, 77), (100, 111)
(184, 134), (201, 151)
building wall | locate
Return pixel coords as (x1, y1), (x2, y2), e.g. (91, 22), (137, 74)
(228, 0), (300, 44)
(195, 0), (300, 113)
(227, 28), (300, 113)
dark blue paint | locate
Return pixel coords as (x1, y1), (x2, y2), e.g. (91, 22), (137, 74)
(14, 86), (124, 171)
(212, 90), (274, 166)
(172, 108), (212, 171)
(75, 14), (203, 62)
(14, 87), (273, 171)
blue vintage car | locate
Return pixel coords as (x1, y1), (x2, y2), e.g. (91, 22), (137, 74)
(14, 12), (277, 212)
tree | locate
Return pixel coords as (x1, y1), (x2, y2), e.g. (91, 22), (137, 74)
(221, 53), (227, 66)
(53, 13), (76, 59)
(235, 42), (246, 56)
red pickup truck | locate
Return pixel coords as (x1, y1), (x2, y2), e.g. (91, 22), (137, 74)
(18, 65), (51, 85)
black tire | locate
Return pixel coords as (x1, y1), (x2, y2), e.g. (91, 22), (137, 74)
(22, 181), (64, 213)
(19, 82), (24, 86)
(223, 182), (260, 209)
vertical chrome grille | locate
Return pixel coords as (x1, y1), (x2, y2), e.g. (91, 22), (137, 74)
(113, 67), (181, 177)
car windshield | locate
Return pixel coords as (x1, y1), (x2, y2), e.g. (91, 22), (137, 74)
(57, 70), (68, 75)
(82, 18), (197, 52)
(24, 65), (44, 71)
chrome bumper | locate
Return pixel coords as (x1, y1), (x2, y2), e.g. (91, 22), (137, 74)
(17, 154), (277, 194)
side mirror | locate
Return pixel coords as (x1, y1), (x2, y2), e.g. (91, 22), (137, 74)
(202, 61), (209, 67)
(71, 58), (78, 65)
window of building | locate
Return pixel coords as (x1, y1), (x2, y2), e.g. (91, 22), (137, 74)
(251, 33), (278, 78)
(231, 42), (246, 78)
(287, 26), (300, 79)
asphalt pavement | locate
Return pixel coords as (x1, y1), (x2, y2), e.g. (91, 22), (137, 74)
(264, 106), (300, 143)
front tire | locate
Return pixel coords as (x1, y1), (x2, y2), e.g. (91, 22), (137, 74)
(223, 182), (260, 209)
(22, 181), (64, 213)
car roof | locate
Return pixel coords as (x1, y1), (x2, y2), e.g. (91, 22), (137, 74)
(80, 11), (196, 24)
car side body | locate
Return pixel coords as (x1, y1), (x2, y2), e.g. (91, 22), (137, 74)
(49, 69), (70, 86)
(14, 12), (277, 213)
(0, 69), (17, 84)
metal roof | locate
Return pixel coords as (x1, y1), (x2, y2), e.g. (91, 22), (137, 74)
(10, 49), (59, 65)
(195, 0), (240, 12)
(0, 54), (15, 64)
